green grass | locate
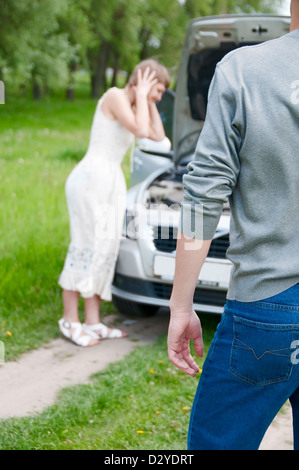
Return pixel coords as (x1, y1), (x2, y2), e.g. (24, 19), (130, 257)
(0, 319), (218, 450)
(0, 82), (219, 450)
(0, 90), (131, 360)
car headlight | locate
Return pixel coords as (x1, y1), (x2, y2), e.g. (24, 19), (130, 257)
(123, 208), (138, 240)
(123, 205), (154, 241)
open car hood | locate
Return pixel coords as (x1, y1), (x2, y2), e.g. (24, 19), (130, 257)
(173, 14), (291, 165)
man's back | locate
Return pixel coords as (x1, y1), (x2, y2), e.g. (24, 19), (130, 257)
(168, 3), (299, 452)
(181, 30), (299, 301)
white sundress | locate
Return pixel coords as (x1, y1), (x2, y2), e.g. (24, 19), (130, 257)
(58, 89), (134, 301)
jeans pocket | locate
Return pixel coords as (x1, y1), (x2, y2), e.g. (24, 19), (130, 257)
(230, 316), (295, 386)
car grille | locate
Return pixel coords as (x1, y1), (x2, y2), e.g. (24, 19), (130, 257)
(113, 274), (227, 307)
(207, 235), (230, 259)
(153, 226), (177, 253)
(152, 282), (227, 307)
(153, 227), (229, 259)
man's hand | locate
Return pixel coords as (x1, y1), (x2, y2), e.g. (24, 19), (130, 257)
(167, 233), (210, 376)
(167, 308), (203, 377)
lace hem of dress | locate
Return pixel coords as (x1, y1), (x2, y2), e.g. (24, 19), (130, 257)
(58, 243), (119, 301)
(63, 245), (94, 274)
(58, 270), (112, 301)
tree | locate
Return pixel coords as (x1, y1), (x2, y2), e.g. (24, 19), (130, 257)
(57, 0), (93, 100)
(0, 0), (286, 99)
(108, 0), (141, 86)
(0, 0), (74, 99)
(138, 0), (187, 69)
(25, 0), (73, 99)
(184, 0), (283, 15)
(84, 0), (117, 98)
(0, 0), (32, 78)
(85, 0), (142, 98)
(182, 0), (211, 19)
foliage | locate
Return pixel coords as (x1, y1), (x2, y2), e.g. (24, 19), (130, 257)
(0, 0), (74, 96)
(0, 327), (219, 450)
(0, 87), (128, 360)
(0, 91), (219, 448)
(0, 0), (284, 98)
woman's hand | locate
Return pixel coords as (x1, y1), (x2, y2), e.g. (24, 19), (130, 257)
(134, 66), (158, 97)
(101, 66), (161, 140)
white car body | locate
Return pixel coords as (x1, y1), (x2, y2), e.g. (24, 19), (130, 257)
(112, 14), (291, 315)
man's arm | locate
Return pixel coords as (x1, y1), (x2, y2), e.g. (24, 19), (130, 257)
(168, 232), (211, 377)
(167, 63), (241, 376)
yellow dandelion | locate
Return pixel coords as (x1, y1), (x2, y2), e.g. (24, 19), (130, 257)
(149, 368), (155, 374)
(155, 411), (160, 415)
(183, 406), (190, 411)
(136, 430), (144, 434)
(6, 331), (12, 337)
(198, 368), (203, 374)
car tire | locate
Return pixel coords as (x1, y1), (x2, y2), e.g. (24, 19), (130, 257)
(112, 295), (159, 317)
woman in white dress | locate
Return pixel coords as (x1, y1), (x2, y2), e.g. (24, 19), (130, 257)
(58, 60), (170, 346)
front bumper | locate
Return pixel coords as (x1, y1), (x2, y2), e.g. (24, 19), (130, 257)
(112, 237), (230, 314)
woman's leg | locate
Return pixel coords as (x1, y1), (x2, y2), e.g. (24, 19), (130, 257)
(84, 294), (101, 325)
(61, 289), (99, 346)
(62, 289), (80, 322)
(84, 294), (127, 338)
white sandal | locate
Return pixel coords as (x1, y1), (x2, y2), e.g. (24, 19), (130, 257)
(58, 319), (99, 347)
(83, 322), (127, 340)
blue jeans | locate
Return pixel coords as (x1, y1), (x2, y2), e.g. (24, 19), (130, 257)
(188, 283), (299, 450)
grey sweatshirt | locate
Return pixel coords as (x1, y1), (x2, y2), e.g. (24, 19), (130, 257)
(180, 29), (299, 302)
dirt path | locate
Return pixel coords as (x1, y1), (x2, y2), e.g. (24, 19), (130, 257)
(0, 311), (170, 419)
(259, 403), (293, 450)
(0, 308), (294, 450)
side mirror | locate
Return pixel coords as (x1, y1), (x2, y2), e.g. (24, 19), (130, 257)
(138, 137), (173, 158)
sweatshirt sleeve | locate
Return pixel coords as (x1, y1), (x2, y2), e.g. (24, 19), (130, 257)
(180, 63), (241, 240)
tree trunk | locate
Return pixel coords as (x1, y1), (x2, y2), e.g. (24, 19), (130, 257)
(66, 61), (77, 101)
(90, 42), (110, 99)
(111, 55), (119, 87)
(31, 68), (42, 100)
(139, 28), (151, 60)
(33, 81), (42, 100)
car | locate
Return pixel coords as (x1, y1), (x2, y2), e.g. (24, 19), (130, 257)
(112, 14), (291, 316)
